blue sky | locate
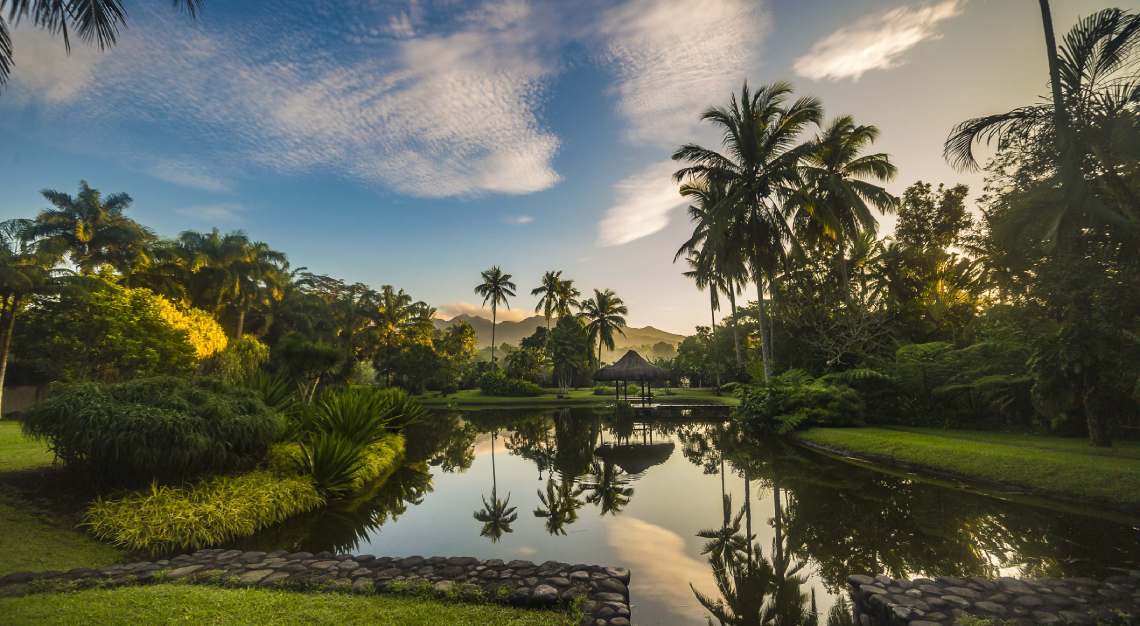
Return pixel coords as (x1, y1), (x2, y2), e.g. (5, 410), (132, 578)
(0, 0), (1119, 333)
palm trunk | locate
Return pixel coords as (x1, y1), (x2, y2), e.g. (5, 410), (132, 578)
(0, 295), (17, 418)
(726, 288), (743, 369)
(754, 279), (772, 383)
(1038, 0), (1070, 145)
(710, 289), (722, 391)
(490, 305), (497, 368)
(235, 307), (246, 338)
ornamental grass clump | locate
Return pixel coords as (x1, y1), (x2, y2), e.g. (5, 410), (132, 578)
(85, 471), (324, 554)
(23, 376), (281, 484)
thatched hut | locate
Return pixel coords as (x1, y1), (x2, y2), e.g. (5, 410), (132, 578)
(594, 350), (667, 403)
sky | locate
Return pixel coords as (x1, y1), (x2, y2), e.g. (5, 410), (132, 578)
(0, 0), (1124, 334)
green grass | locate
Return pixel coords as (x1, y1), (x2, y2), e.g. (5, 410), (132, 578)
(0, 584), (577, 625)
(416, 387), (738, 408)
(798, 426), (1140, 509)
(0, 420), (123, 575)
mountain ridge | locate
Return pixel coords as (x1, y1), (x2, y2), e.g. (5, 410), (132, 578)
(432, 313), (687, 352)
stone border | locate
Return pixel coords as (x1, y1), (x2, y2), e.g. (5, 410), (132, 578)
(847, 571), (1140, 625)
(0, 549), (632, 626)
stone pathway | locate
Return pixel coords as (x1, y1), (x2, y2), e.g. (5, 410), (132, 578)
(0, 549), (632, 626)
(848, 571), (1140, 625)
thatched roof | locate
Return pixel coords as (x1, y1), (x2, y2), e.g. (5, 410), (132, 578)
(593, 350), (667, 381)
(594, 442), (675, 475)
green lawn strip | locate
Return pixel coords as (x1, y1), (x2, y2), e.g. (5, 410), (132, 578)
(797, 427), (1140, 509)
(416, 388), (738, 408)
(0, 420), (55, 473)
(0, 584), (576, 625)
(0, 487), (122, 576)
(882, 426), (1140, 460)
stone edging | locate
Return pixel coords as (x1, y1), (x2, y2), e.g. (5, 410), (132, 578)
(847, 571), (1140, 625)
(0, 549), (633, 626)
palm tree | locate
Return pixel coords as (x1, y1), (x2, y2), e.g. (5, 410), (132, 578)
(791, 116), (897, 299)
(554, 277), (581, 320)
(673, 82), (823, 382)
(0, 219), (57, 414)
(581, 459), (633, 515)
(473, 431), (517, 542)
(168, 229), (250, 314)
(231, 241), (288, 337)
(531, 270), (564, 330)
(29, 181), (154, 276)
(474, 266), (516, 368)
(0, 0), (201, 86)
(533, 475), (584, 536)
(579, 288), (628, 365)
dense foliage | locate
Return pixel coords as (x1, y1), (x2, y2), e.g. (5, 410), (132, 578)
(478, 370), (543, 397)
(23, 376), (280, 484)
(737, 370), (864, 434)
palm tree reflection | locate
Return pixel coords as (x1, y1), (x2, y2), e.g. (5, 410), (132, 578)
(581, 459), (633, 516)
(533, 475), (585, 535)
(473, 430), (518, 542)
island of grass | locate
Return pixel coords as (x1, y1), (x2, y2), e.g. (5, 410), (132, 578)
(797, 426), (1140, 511)
(416, 386), (738, 408)
(0, 421), (576, 624)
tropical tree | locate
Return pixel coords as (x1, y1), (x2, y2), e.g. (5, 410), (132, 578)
(532, 270), (566, 330)
(533, 476), (584, 535)
(231, 241), (288, 337)
(0, 0), (201, 86)
(473, 430), (517, 542)
(673, 81), (823, 382)
(579, 288), (628, 365)
(474, 266), (516, 368)
(581, 459), (633, 515)
(0, 219), (57, 413)
(555, 276), (581, 319)
(790, 116), (897, 299)
(29, 181), (153, 276)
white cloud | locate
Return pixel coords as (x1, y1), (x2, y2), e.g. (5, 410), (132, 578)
(794, 0), (964, 81)
(504, 214), (534, 225)
(597, 160), (685, 246)
(149, 160), (230, 192)
(437, 301), (532, 322)
(7, 28), (100, 104)
(597, 0), (769, 146)
(174, 203), (244, 223)
(7, 1), (561, 199)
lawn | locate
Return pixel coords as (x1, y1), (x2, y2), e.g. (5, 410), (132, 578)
(0, 420), (123, 575)
(416, 387), (738, 408)
(0, 584), (577, 625)
(797, 426), (1140, 509)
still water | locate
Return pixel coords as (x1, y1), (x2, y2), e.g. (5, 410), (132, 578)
(237, 407), (1140, 625)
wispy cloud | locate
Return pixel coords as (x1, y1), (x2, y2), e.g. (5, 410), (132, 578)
(596, 0), (769, 146)
(794, 0), (964, 81)
(149, 160), (230, 192)
(6, 1), (561, 199)
(597, 160), (685, 246)
(7, 28), (99, 104)
(174, 203), (245, 223)
(503, 214), (534, 225)
(437, 301), (532, 322)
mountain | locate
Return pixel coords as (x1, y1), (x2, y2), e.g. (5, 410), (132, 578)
(433, 314), (686, 360)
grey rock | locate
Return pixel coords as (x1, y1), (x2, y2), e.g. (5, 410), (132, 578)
(1014, 594), (1045, 607)
(238, 569), (274, 585)
(945, 586), (980, 599)
(604, 567), (630, 584)
(352, 578), (375, 594)
(166, 565), (203, 580)
(847, 574), (875, 586)
(532, 584), (559, 603)
(975, 601), (1007, 614)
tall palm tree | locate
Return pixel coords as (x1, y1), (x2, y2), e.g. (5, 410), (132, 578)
(29, 181), (153, 276)
(0, 219), (57, 414)
(473, 431), (517, 542)
(533, 475), (584, 536)
(790, 116), (897, 299)
(474, 266), (516, 368)
(0, 0), (201, 86)
(231, 241), (288, 337)
(554, 276), (581, 320)
(579, 288), (628, 365)
(581, 459), (633, 515)
(169, 229), (250, 314)
(531, 270), (564, 330)
(674, 82), (823, 382)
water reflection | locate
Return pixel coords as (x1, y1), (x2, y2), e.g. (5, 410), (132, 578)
(234, 408), (1140, 625)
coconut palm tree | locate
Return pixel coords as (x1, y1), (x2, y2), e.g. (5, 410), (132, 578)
(474, 266), (516, 368)
(0, 0), (201, 86)
(790, 116), (897, 299)
(473, 431), (517, 542)
(0, 219), (58, 414)
(579, 288), (628, 365)
(231, 240), (289, 337)
(531, 270), (564, 330)
(533, 475), (585, 536)
(29, 181), (154, 276)
(581, 459), (633, 516)
(554, 277), (581, 319)
(167, 229), (250, 314)
(673, 81), (823, 382)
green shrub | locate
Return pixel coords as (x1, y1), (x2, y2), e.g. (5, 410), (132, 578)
(351, 434), (405, 489)
(592, 385), (611, 395)
(307, 387), (423, 446)
(273, 433), (405, 496)
(85, 470), (324, 554)
(23, 377), (281, 484)
(478, 370), (542, 397)
(208, 335), (270, 384)
(737, 370), (864, 434)
(299, 433), (366, 498)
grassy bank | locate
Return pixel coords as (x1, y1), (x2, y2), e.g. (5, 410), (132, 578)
(417, 387), (738, 408)
(0, 584), (577, 625)
(797, 426), (1140, 510)
(0, 421), (123, 575)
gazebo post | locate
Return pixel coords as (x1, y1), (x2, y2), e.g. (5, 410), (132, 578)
(615, 380), (619, 403)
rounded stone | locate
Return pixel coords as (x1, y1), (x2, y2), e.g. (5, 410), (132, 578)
(975, 601), (1007, 614)
(532, 584), (559, 604)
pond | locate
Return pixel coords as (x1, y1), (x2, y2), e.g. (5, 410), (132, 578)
(236, 407), (1140, 625)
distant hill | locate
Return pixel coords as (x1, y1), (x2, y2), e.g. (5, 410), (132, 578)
(433, 314), (686, 361)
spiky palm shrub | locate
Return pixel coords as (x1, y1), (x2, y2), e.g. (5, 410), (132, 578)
(299, 433), (367, 498)
(308, 387), (423, 446)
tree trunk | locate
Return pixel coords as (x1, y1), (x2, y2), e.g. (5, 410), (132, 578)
(0, 295), (16, 418)
(754, 279), (772, 383)
(1038, 0), (1071, 144)
(235, 307), (246, 338)
(726, 288), (743, 369)
(490, 305), (497, 368)
(710, 289), (722, 393)
(1084, 379), (1111, 447)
